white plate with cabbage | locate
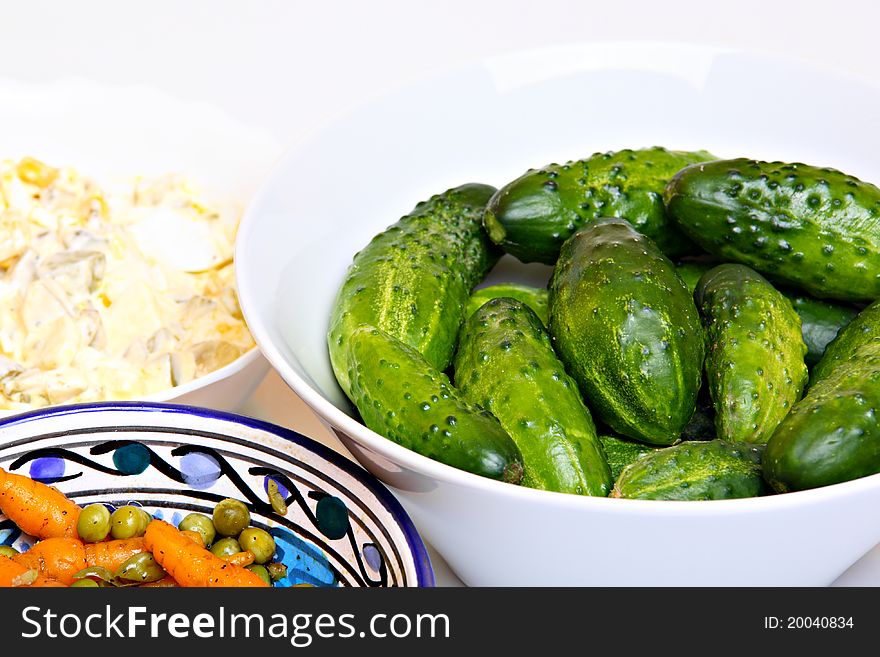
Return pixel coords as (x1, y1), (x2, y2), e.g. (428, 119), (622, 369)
(0, 77), (282, 414)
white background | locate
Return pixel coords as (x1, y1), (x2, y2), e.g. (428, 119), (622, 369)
(3, 0), (879, 585)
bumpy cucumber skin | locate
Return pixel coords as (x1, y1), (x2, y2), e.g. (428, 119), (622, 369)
(466, 283), (549, 325)
(785, 291), (857, 368)
(484, 147), (715, 264)
(549, 217), (706, 445)
(809, 299), (880, 383)
(764, 338), (880, 492)
(346, 326), (524, 484)
(328, 184), (498, 396)
(695, 264), (808, 445)
(612, 440), (765, 500)
(599, 434), (657, 481)
(665, 158), (880, 302)
(453, 298), (612, 496)
(677, 261), (856, 366)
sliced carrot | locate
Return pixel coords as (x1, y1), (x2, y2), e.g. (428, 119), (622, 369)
(12, 538), (86, 585)
(12, 536), (148, 585)
(180, 530), (205, 548)
(0, 554), (31, 588)
(84, 537), (147, 572)
(27, 574), (68, 587)
(221, 551), (255, 567)
(144, 520), (268, 588)
(0, 467), (80, 539)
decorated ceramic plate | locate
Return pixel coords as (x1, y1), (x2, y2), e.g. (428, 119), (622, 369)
(0, 402), (434, 587)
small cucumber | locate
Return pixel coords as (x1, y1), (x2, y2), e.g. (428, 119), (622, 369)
(549, 217), (705, 445)
(328, 184), (498, 396)
(784, 292), (857, 368)
(808, 299), (880, 384)
(466, 283), (549, 325)
(484, 147), (715, 264)
(763, 336), (880, 492)
(677, 261), (857, 367)
(612, 440), (766, 500)
(454, 298), (612, 495)
(346, 326), (524, 484)
(665, 158), (880, 302)
(695, 264), (808, 444)
(599, 434), (658, 481)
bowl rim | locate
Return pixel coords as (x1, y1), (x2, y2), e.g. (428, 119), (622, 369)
(0, 346), (265, 418)
(235, 40), (880, 516)
(0, 400), (435, 587)
(142, 345), (265, 401)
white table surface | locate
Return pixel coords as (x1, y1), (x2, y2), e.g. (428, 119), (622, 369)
(4, 0), (879, 587)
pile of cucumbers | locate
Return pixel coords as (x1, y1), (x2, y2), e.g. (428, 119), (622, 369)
(327, 147), (880, 501)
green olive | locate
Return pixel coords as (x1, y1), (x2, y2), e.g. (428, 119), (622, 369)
(246, 564), (271, 585)
(77, 504), (111, 543)
(116, 552), (166, 583)
(70, 578), (101, 588)
(238, 528), (276, 564)
(212, 499), (250, 537)
(178, 513), (216, 547)
(209, 537), (241, 558)
(0, 545), (20, 558)
(110, 505), (151, 540)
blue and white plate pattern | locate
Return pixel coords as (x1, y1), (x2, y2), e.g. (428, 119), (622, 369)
(0, 403), (433, 587)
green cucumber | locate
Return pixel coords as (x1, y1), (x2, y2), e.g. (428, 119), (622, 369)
(346, 326), (524, 483)
(549, 217), (705, 445)
(763, 336), (880, 492)
(695, 264), (808, 444)
(676, 261), (856, 366)
(785, 292), (857, 368)
(808, 299), (880, 383)
(599, 434), (657, 481)
(466, 283), (549, 325)
(612, 440), (766, 500)
(328, 184), (498, 396)
(453, 297), (612, 495)
(665, 158), (880, 302)
(484, 147), (715, 264)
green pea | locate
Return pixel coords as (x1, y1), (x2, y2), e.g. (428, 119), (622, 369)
(136, 508), (152, 532)
(116, 552), (166, 583)
(110, 506), (151, 540)
(70, 578), (101, 588)
(212, 499), (250, 537)
(77, 504), (112, 543)
(209, 537), (241, 558)
(178, 513), (216, 547)
(238, 528), (276, 564)
(246, 564), (271, 585)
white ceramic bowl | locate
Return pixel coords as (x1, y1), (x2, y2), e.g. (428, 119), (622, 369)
(236, 43), (880, 585)
(0, 77), (281, 415)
